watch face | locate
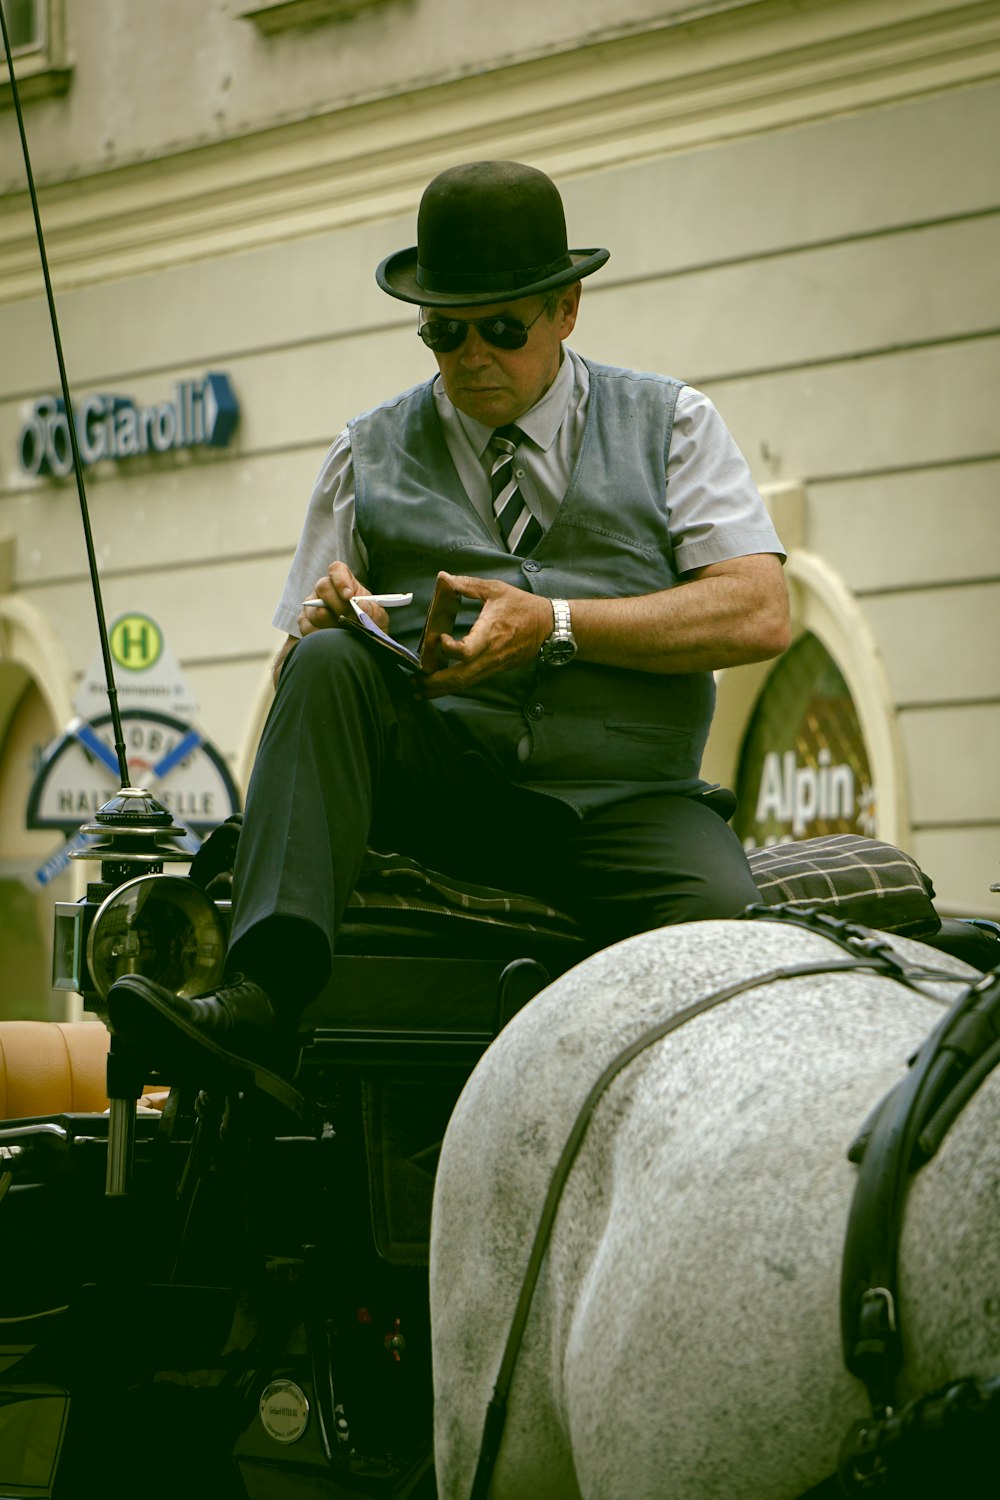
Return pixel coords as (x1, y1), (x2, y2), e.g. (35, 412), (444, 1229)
(542, 637), (578, 666)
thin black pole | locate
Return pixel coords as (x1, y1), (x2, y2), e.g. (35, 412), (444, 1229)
(1, 2), (130, 786)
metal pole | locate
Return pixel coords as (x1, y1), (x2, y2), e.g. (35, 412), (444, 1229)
(1, 1), (131, 786)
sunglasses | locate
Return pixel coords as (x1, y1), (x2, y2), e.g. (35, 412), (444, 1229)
(417, 303), (548, 353)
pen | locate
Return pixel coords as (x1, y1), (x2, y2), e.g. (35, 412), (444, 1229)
(302, 592), (414, 608)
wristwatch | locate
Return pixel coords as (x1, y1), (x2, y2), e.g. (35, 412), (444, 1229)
(539, 598), (578, 666)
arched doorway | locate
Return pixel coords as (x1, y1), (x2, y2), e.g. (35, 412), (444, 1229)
(0, 598), (78, 1019)
(0, 674), (80, 1017)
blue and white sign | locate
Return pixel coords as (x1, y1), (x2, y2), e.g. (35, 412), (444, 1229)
(18, 371), (239, 478)
(27, 709), (241, 841)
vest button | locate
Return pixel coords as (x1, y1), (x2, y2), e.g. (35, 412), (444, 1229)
(521, 559), (540, 573)
(526, 702), (545, 721)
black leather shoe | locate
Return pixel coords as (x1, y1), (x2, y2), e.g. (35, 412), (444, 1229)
(107, 973), (304, 1111)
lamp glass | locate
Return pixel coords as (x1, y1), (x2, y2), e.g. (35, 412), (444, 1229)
(86, 875), (227, 1002)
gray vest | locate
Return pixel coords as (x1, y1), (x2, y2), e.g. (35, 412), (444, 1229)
(349, 359), (715, 813)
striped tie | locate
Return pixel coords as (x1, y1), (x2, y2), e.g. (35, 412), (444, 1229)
(490, 425), (543, 556)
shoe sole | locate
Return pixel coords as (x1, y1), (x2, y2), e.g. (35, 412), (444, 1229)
(107, 980), (307, 1119)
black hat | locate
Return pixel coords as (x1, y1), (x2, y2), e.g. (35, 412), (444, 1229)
(376, 160), (610, 308)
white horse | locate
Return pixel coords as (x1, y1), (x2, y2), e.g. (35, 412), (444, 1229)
(430, 917), (1000, 1499)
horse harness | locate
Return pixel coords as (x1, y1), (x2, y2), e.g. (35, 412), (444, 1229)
(468, 906), (1000, 1499)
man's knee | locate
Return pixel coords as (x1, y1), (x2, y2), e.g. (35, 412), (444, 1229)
(282, 626), (383, 689)
(256, 628), (403, 760)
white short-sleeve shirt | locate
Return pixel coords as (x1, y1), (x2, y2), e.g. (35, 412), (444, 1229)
(273, 348), (783, 635)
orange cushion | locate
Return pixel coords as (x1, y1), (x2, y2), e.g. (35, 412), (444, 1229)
(0, 1020), (111, 1119)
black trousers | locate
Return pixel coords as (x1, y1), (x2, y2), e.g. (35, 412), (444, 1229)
(228, 628), (759, 1006)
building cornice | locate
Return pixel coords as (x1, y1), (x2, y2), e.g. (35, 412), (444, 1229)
(1, 0), (998, 303)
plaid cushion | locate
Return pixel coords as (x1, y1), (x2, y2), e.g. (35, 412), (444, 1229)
(353, 837), (940, 940)
(348, 850), (581, 936)
(745, 834), (940, 937)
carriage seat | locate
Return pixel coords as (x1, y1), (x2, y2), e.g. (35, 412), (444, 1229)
(300, 830), (989, 1032)
(303, 849), (590, 1033)
(181, 821), (998, 1038)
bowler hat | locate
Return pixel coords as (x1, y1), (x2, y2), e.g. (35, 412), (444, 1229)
(376, 161), (610, 308)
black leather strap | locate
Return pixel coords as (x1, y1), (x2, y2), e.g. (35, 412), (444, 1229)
(840, 967), (1000, 1414)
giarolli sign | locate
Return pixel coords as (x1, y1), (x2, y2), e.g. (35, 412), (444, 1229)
(18, 371), (239, 478)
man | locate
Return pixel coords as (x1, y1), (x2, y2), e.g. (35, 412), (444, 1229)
(109, 160), (789, 1088)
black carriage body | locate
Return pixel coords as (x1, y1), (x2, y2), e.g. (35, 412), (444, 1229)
(0, 881), (589, 1500)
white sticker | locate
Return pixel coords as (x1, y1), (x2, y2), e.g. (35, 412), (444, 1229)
(259, 1379), (309, 1444)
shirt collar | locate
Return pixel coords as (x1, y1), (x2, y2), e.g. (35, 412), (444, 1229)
(435, 348), (577, 458)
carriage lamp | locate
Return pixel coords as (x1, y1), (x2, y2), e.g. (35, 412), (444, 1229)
(48, 791), (229, 1202)
(51, 786), (227, 1007)
(54, 873), (228, 1003)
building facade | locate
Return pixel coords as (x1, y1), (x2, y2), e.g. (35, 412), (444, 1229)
(2, 0), (998, 1016)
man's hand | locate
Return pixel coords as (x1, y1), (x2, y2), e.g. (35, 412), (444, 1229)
(297, 561), (390, 637)
(421, 573), (551, 699)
